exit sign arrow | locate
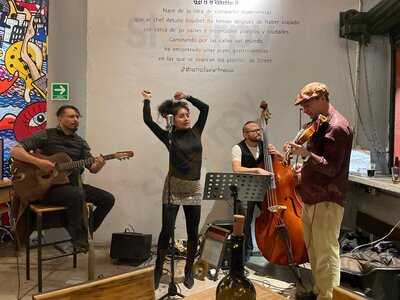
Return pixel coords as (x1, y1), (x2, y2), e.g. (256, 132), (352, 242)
(55, 85), (66, 95)
(51, 83), (70, 100)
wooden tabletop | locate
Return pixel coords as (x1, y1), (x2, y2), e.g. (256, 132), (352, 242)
(349, 174), (400, 195)
(185, 282), (286, 300)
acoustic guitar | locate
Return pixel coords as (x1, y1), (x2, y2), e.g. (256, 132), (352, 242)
(11, 151), (134, 201)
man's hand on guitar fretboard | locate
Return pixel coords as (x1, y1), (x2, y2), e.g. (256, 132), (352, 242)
(89, 155), (106, 174)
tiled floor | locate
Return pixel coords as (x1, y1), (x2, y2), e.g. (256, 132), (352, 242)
(0, 242), (295, 299)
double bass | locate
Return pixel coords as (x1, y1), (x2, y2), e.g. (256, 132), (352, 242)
(255, 101), (308, 265)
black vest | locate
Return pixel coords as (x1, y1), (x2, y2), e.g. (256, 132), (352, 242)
(237, 140), (264, 168)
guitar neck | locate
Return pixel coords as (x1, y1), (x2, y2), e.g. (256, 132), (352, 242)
(58, 154), (116, 171)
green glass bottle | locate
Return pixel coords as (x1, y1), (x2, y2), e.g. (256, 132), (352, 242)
(216, 215), (256, 300)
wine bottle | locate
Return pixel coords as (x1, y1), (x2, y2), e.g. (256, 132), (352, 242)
(216, 215), (256, 300)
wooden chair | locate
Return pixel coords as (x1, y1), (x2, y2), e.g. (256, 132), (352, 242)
(26, 203), (94, 292)
(32, 267), (155, 300)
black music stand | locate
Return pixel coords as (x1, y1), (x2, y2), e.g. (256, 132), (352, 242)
(203, 172), (271, 214)
(201, 172), (270, 278)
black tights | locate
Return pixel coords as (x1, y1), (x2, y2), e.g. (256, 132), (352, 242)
(157, 204), (201, 252)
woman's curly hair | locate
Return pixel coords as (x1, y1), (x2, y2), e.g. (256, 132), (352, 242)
(158, 99), (189, 117)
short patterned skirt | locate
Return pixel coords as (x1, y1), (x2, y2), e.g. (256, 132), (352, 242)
(162, 175), (202, 206)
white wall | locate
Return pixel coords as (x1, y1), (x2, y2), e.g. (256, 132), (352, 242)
(45, 0), (88, 243)
(82, 0), (358, 243)
(48, 0), (87, 134)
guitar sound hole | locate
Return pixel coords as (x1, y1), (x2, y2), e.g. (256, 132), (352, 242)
(14, 174), (26, 182)
(41, 174), (51, 179)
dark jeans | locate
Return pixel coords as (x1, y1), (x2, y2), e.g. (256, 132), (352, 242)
(157, 204), (201, 252)
(244, 201), (261, 253)
(43, 184), (115, 245)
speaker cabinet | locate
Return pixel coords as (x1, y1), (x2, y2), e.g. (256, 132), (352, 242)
(110, 232), (152, 265)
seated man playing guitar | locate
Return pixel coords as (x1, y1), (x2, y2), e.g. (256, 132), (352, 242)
(11, 105), (115, 251)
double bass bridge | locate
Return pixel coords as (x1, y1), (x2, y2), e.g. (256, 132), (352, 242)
(268, 205), (287, 213)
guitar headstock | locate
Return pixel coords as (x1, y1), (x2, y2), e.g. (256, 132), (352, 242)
(114, 151), (134, 160)
(259, 100), (271, 125)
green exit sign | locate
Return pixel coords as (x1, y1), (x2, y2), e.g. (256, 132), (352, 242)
(51, 83), (70, 100)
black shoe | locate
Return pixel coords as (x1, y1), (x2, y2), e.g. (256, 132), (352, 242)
(184, 241), (197, 289)
(154, 250), (167, 289)
(183, 267), (194, 289)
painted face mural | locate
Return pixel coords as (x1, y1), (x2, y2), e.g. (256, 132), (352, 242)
(0, 0), (48, 178)
(14, 101), (47, 141)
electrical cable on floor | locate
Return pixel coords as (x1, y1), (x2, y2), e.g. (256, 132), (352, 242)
(251, 278), (295, 296)
(350, 217), (400, 253)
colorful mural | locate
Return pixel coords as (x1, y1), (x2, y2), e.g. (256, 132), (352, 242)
(0, 0), (48, 178)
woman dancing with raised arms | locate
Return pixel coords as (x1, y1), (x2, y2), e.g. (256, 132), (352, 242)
(141, 90), (209, 289)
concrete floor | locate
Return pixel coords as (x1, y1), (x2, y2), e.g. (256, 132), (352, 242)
(0, 242), (296, 300)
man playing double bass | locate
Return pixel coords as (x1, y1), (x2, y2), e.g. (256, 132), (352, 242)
(285, 82), (353, 300)
(231, 121), (270, 260)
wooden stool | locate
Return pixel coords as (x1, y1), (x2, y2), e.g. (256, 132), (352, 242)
(26, 203), (93, 292)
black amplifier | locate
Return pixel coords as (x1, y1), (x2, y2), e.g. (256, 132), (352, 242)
(110, 232), (152, 264)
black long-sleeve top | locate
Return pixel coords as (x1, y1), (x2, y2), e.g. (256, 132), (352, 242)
(143, 96), (209, 180)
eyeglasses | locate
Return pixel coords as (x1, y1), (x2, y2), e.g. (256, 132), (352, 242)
(245, 129), (261, 133)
